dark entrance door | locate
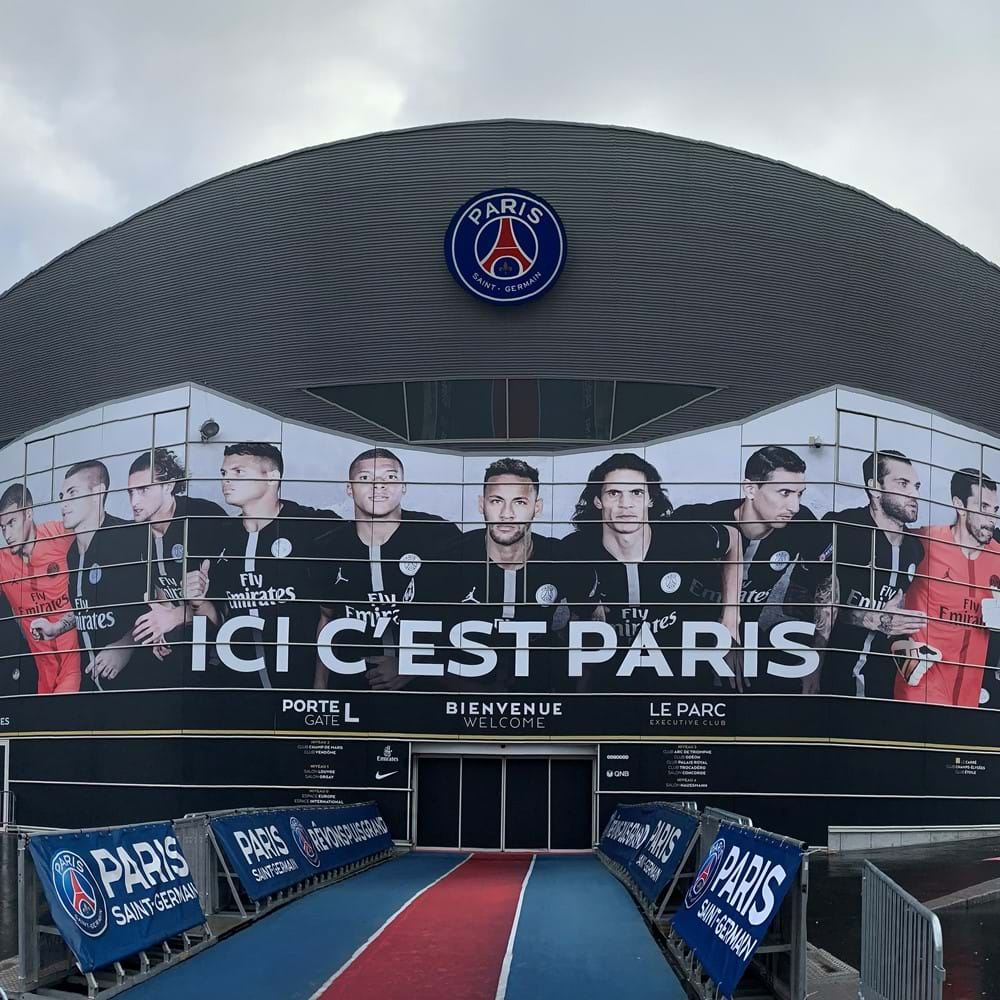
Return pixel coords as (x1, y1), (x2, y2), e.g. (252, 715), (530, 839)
(550, 758), (594, 849)
(460, 757), (503, 849)
(415, 757), (460, 847)
(504, 758), (549, 849)
(415, 754), (593, 851)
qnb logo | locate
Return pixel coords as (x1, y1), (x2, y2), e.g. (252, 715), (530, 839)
(684, 837), (726, 909)
(445, 189), (567, 305)
(289, 816), (321, 868)
(51, 850), (108, 937)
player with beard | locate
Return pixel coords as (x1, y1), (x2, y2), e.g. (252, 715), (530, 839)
(189, 442), (339, 689)
(428, 458), (569, 693)
(564, 452), (740, 693)
(673, 446), (823, 692)
(314, 448), (459, 691)
(61, 460), (150, 691)
(127, 448), (228, 660)
(803, 449), (926, 699)
(894, 469), (1000, 707)
(0, 484), (79, 693)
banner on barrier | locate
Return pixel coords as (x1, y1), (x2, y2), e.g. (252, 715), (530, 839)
(670, 823), (803, 998)
(28, 822), (204, 973)
(210, 802), (392, 901)
(599, 802), (700, 905)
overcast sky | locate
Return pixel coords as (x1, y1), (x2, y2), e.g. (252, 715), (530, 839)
(3, 1), (1000, 293)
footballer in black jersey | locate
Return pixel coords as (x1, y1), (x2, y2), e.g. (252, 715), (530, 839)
(126, 448), (228, 661)
(793, 449), (926, 699)
(61, 461), (152, 691)
(425, 458), (572, 693)
(317, 448), (460, 691)
(188, 442), (339, 689)
(673, 446), (825, 692)
(565, 452), (739, 693)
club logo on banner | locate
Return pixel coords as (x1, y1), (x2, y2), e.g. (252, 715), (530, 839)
(29, 823), (204, 973)
(210, 803), (392, 902)
(289, 815), (322, 868)
(685, 836), (727, 908)
(671, 823), (803, 999)
(444, 188), (567, 304)
(51, 851), (108, 937)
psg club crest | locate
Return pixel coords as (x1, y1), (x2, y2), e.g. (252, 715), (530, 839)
(444, 188), (567, 305)
(51, 850), (108, 937)
(684, 837), (726, 909)
(289, 816), (321, 868)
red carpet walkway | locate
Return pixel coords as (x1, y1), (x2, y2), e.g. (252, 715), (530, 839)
(315, 853), (532, 1000)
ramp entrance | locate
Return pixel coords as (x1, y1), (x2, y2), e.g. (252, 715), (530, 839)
(414, 752), (594, 851)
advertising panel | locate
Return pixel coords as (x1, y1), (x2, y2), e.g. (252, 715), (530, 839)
(670, 824), (803, 998)
(210, 802), (392, 901)
(598, 801), (699, 905)
(28, 822), (204, 973)
(0, 383), (998, 725)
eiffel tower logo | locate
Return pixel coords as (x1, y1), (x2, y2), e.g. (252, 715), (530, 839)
(479, 217), (534, 277)
(68, 869), (97, 918)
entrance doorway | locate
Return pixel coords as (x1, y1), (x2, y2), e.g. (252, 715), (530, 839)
(414, 753), (593, 851)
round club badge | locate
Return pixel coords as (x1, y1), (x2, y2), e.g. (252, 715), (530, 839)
(660, 572), (681, 594)
(88, 564), (102, 585)
(271, 537), (293, 559)
(444, 188), (567, 305)
(684, 837), (726, 909)
(289, 816), (321, 868)
(51, 850), (108, 937)
(399, 553), (422, 576)
(535, 583), (558, 606)
(171, 543), (185, 561)
(769, 550), (791, 572)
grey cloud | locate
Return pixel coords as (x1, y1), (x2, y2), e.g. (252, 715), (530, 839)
(3, 0), (1000, 293)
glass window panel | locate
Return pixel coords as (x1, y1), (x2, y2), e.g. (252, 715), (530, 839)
(154, 409), (189, 447)
(406, 380), (504, 441)
(308, 383), (407, 439)
(25, 438), (53, 475)
(611, 381), (715, 439)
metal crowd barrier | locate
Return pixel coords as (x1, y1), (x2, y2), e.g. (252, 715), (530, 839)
(859, 861), (945, 1000)
(9, 805), (396, 999)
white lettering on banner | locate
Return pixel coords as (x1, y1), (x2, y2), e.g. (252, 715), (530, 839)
(112, 882), (199, 927)
(708, 845), (789, 926)
(649, 702), (726, 718)
(280, 699), (360, 725)
(446, 699), (563, 730)
(89, 836), (191, 900)
(604, 818), (651, 850)
(191, 616), (817, 681)
(233, 825), (289, 863)
(644, 820), (683, 864)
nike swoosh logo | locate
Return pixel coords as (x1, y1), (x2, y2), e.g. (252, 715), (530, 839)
(375, 770), (398, 781)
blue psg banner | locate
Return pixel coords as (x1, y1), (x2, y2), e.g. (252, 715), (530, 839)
(599, 802), (699, 905)
(670, 824), (803, 998)
(599, 804), (652, 869)
(28, 823), (204, 973)
(625, 805), (700, 906)
(210, 802), (392, 901)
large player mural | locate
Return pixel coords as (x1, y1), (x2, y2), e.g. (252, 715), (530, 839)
(0, 382), (999, 711)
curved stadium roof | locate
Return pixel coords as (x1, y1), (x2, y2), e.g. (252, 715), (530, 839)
(2, 119), (998, 445)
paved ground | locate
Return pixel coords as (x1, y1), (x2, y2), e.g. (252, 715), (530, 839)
(120, 852), (686, 1000)
(809, 835), (1000, 1000)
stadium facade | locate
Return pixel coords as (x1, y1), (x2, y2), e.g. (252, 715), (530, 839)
(1, 120), (1000, 847)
